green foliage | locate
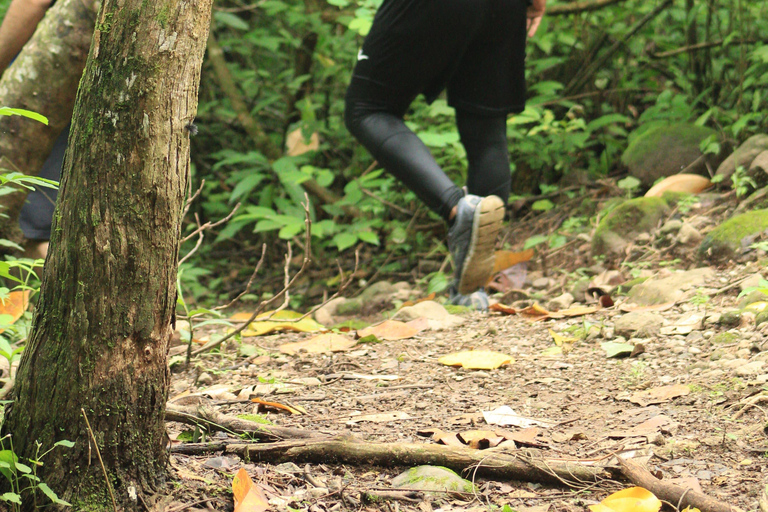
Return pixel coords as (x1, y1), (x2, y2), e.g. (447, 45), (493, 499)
(0, 437), (73, 509)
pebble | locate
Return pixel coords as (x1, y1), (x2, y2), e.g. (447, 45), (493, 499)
(720, 358), (750, 369)
(688, 347), (702, 354)
(686, 331), (704, 343)
(197, 372), (213, 385)
(735, 361), (766, 376)
(532, 277), (550, 289)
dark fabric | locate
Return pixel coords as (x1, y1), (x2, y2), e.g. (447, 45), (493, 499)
(351, 0), (528, 115)
(345, 91), (509, 221)
(19, 125), (67, 240)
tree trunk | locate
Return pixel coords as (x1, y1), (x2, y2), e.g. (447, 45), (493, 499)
(2, 0), (212, 509)
(0, 0), (97, 247)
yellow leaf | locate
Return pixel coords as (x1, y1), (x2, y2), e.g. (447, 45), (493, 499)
(0, 290), (30, 333)
(357, 320), (419, 341)
(548, 329), (577, 347)
(232, 468), (268, 512)
(644, 174), (711, 198)
(231, 310), (323, 336)
(681, 508), (702, 512)
(589, 487), (661, 512)
(438, 350), (514, 370)
(744, 301), (768, 313)
(493, 249), (535, 274)
(280, 333), (357, 355)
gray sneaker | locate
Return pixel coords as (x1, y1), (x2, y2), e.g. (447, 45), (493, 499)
(448, 194), (505, 296)
(449, 287), (490, 311)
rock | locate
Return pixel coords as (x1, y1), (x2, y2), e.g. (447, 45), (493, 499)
(736, 185), (768, 214)
(748, 150), (768, 189)
(391, 466), (475, 493)
(622, 123), (721, 187)
(677, 223), (702, 245)
(628, 268), (714, 305)
(716, 134), (768, 184)
(720, 358), (749, 369)
(532, 277), (550, 289)
(197, 372), (213, 386)
(735, 361), (766, 376)
(698, 209), (768, 262)
(569, 278), (591, 298)
(547, 292), (574, 311)
(661, 219), (683, 234)
(614, 311), (665, 337)
(739, 273), (765, 292)
(336, 297), (363, 316)
(717, 312), (742, 327)
(314, 297), (347, 326)
(738, 291), (768, 309)
(395, 301), (464, 330)
(592, 197), (670, 257)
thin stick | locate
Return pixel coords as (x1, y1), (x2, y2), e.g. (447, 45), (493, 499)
(81, 408), (118, 512)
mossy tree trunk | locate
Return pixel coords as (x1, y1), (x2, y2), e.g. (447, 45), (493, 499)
(2, 0), (212, 509)
(0, 0), (97, 248)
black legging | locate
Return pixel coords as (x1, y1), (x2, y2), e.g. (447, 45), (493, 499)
(344, 89), (510, 222)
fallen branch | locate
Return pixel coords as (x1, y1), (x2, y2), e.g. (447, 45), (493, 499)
(617, 458), (743, 512)
(165, 403), (330, 441)
(224, 438), (611, 486)
(649, 38), (768, 59)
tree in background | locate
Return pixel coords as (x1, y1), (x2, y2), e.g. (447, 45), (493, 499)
(2, 0), (212, 508)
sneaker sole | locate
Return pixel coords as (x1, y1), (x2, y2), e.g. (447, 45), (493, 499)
(457, 195), (505, 295)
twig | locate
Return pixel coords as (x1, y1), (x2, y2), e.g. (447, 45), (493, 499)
(181, 203), (240, 244)
(81, 408), (118, 512)
(183, 179), (205, 217)
(548, 0), (627, 15)
(214, 244), (267, 311)
(649, 38), (768, 59)
(165, 498), (214, 512)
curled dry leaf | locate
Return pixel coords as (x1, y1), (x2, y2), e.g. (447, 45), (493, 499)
(356, 319), (419, 341)
(279, 333), (357, 355)
(231, 310), (323, 336)
(232, 468), (269, 512)
(588, 486), (661, 512)
(489, 303), (517, 315)
(644, 173), (711, 198)
(628, 384), (690, 407)
(438, 350), (514, 370)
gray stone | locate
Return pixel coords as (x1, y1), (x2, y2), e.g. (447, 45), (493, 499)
(547, 292), (574, 311)
(395, 301), (464, 330)
(661, 219), (683, 234)
(614, 311), (665, 337)
(314, 297), (348, 326)
(628, 268), (714, 305)
(720, 358), (749, 370)
(532, 277), (550, 289)
(391, 466), (475, 493)
(622, 123), (722, 187)
(197, 372), (213, 386)
(592, 197), (670, 257)
(735, 361), (766, 376)
(748, 150), (768, 189)
(739, 273), (765, 292)
(699, 209), (768, 263)
(677, 223), (702, 245)
(716, 134), (768, 184)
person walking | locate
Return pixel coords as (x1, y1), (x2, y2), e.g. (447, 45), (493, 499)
(345, 0), (546, 309)
(0, 0), (64, 261)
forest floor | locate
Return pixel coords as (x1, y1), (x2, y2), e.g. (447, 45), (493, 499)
(163, 192), (768, 512)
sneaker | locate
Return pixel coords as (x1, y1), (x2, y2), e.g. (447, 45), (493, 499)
(447, 194), (505, 296)
(449, 287), (490, 311)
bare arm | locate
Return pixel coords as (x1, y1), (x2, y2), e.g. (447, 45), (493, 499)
(0, 0), (52, 73)
(527, 0), (546, 37)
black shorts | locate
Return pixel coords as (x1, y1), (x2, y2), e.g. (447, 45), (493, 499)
(348, 0), (528, 116)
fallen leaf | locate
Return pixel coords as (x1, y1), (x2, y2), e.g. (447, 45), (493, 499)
(488, 262), (529, 293)
(549, 329), (577, 347)
(493, 249), (535, 273)
(482, 405), (553, 428)
(232, 310), (323, 336)
(628, 384), (690, 407)
(356, 320), (419, 340)
(541, 346), (563, 356)
(251, 397), (304, 415)
(233, 468), (268, 512)
(279, 333), (357, 355)
(559, 305), (600, 317)
(589, 486), (661, 512)
(405, 317), (431, 333)
(0, 290), (30, 333)
(400, 293), (436, 308)
(417, 428), (465, 447)
(498, 427), (545, 446)
(457, 430), (506, 449)
(745, 301), (768, 313)
(489, 303), (517, 315)
(609, 415), (676, 439)
(285, 128), (320, 156)
(601, 342), (635, 358)
(438, 350), (514, 370)
(644, 173), (711, 198)
(519, 303), (558, 321)
(346, 411), (411, 424)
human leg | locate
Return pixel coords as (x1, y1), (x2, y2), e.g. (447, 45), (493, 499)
(456, 110), (511, 205)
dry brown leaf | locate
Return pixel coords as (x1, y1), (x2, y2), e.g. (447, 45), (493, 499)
(233, 468), (268, 512)
(279, 333), (357, 355)
(356, 320), (419, 340)
(489, 303), (517, 315)
(519, 303), (557, 321)
(457, 430), (505, 449)
(285, 128), (320, 156)
(438, 350), (514, 370)
(493, 249), (535, 274)
(405, 317), (431, 333)
(0, 290), (30, 333)
(644, 173), (711, 198)
(400, 293), (436, 308)
(498, 427), (545, 446)
(628, 384), (690, 407)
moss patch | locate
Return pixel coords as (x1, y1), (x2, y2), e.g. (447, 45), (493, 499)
(698, 209), (768, 262)
(592, 197), (669, 256)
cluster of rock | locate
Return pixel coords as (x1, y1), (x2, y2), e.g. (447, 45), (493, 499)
(593, 125), (768, 263)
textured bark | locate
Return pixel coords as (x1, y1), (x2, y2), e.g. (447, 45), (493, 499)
(0, 0), (97, 247)
(2, 0), (212, 509)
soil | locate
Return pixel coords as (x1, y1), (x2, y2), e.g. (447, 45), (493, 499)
(163, 195), (768, 512)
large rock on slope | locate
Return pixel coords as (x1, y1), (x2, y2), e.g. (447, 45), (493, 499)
(622, 123), (721, 187)
(592, 197), (669, 257)
(698, 209), (768, 263)
(715, 134), (768, 184)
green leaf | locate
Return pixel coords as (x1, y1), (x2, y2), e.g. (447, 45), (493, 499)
(617, 176), (641, 191)
(601, 342), (634, 358)
(333, 232), (357, 251)
(523, 235), (548, 250)
(0, 107), (48, 125)
(14, 462), (31, 474)
(53, 440), (75, 449)
(357, 231), (379, 246)
(213, 11), (249, 30)
(0, 492), (21, 504)
(0, 450), (17, 482)
(426, 272), (449, 294)
(531, 199), (554, 211)
(37, 483), (71, 506)
(278, 222), (305, 239)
